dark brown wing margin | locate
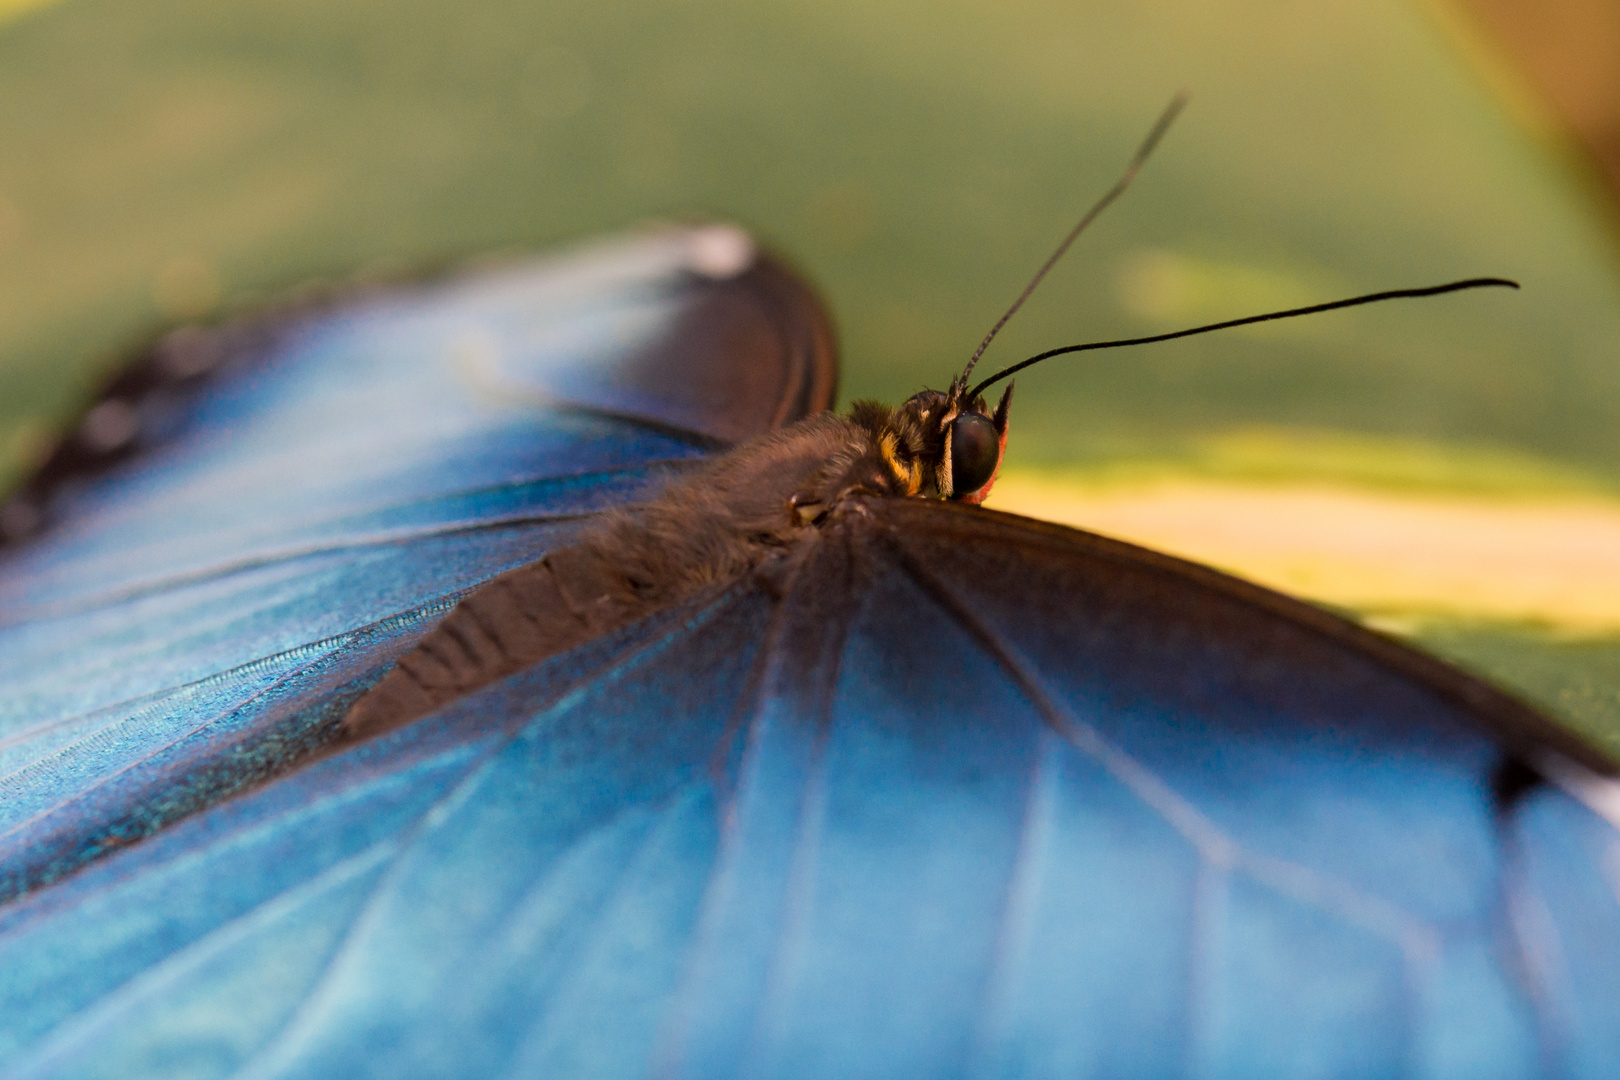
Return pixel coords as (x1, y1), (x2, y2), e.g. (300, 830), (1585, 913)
(542, 248), (839, 447)
(872, 497), (1618, 778)
(0, 227), (840, 548)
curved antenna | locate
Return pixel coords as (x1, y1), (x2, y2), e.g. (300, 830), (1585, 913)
(958, 91), (1189, 391)
(966, 277), (1519, 400)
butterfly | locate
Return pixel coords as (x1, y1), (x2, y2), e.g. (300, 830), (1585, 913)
(0, 100), (1617, 1079)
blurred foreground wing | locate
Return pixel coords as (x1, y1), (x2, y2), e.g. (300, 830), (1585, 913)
(4, 494), (1619, 1076)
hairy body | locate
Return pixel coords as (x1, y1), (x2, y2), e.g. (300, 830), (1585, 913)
(341, 390), (1010, 741)
(338, 93), (1504, 744)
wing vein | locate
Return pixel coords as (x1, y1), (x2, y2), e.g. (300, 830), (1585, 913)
(876, 522), (1439, 961)
(0, 515), (577, 626)
(223, 584), (753, 1077)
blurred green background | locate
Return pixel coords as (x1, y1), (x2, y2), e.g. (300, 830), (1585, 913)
(2, 0), (1619, 750)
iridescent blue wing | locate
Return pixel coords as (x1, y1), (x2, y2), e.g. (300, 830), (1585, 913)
(0, 223), (836, 1059)
(5, 499), (1617, 1080)
(3, 226), (1619, 1079)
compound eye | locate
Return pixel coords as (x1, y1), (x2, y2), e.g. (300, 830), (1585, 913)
(949, 412), (1000, 498)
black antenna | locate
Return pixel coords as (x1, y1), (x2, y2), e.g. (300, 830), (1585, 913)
(966, 277), (1519, 400)
(957, 91), (1189, 391)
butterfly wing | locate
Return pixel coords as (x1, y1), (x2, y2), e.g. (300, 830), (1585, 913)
(4, 493), (1617, 1079)
(815, 501), (1620, 1079)
(0, 221), (833, 962)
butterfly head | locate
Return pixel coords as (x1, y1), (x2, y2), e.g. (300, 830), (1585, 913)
(879, 379), (1013, 505)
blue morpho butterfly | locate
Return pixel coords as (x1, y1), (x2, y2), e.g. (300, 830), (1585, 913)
(0, 98), (1618, 1080)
